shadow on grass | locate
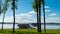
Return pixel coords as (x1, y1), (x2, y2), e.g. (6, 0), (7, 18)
(0, 30), (5, 33)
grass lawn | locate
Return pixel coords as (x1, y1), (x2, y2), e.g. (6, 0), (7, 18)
(0, 29), (60, 34)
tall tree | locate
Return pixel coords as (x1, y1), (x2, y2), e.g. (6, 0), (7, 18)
(5, 0), (17, 32)
(31, 0), (46, 32)
(12, 0), (15, 32)
(2, 12), (6, 30)
(1, 0), (10, 30)
(11, 0), (17, 33)
(42, 0), (46, 33)
(31, 0), (42, 32)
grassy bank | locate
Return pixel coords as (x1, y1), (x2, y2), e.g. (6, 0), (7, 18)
(0, 29), (60, 34)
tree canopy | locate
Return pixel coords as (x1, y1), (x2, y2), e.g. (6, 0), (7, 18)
(31, 0), (43, 12)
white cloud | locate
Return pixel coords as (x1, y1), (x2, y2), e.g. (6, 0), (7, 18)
(0, 11), (37, 23)
(4, 16), (13, 22)
(28, 11), (36, 14)
(0, 10), (60, 23)
(43, 6), (50, 12)
(45, 10), (50, 12)
(49, 13), (57, 16)
(46, 17), (60, 23)
(44, 6), (49, 8)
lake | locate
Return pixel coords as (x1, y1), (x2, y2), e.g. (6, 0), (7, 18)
(0, 23), (60, 29)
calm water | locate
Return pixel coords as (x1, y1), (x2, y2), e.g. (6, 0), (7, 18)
(0, 23), (60, 29)
(0, 24), (19, 29)
(41, 23), (60, 29)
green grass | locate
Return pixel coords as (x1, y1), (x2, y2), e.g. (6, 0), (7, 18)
(0, 29), (60, 34)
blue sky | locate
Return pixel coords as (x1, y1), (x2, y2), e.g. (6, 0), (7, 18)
(45, 0), (60, 17)
(0, 0), (60, 23)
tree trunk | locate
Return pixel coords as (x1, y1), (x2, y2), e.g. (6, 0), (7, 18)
(38, 0), (41, 32)
(35, 0), (41, 32)
(2, 12), (6, 30)
(13, 0), (15, 33)
(43, 0), (46, 33)
(37, 7), (41, 32)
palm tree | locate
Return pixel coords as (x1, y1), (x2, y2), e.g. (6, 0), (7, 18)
(1, 0), (10, 30)
(31, 0), (46, 32)
(5, 0), (17, 32)
(31, 0), (42, 32)
(11, 0), (17, 33)
(12, 0), (15, 32)
(2, 12), (6, 30)
(42, 0), (46, 33)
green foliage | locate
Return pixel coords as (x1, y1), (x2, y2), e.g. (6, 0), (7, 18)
(1, 0), (11, 14)
(11, 0), (18, 10)
(31, 0), (36, 9)
(1, 0), (18, 14)
(31, 0), (43, 12)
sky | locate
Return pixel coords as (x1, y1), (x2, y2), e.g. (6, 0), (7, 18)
(0, 0), (60, 23)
